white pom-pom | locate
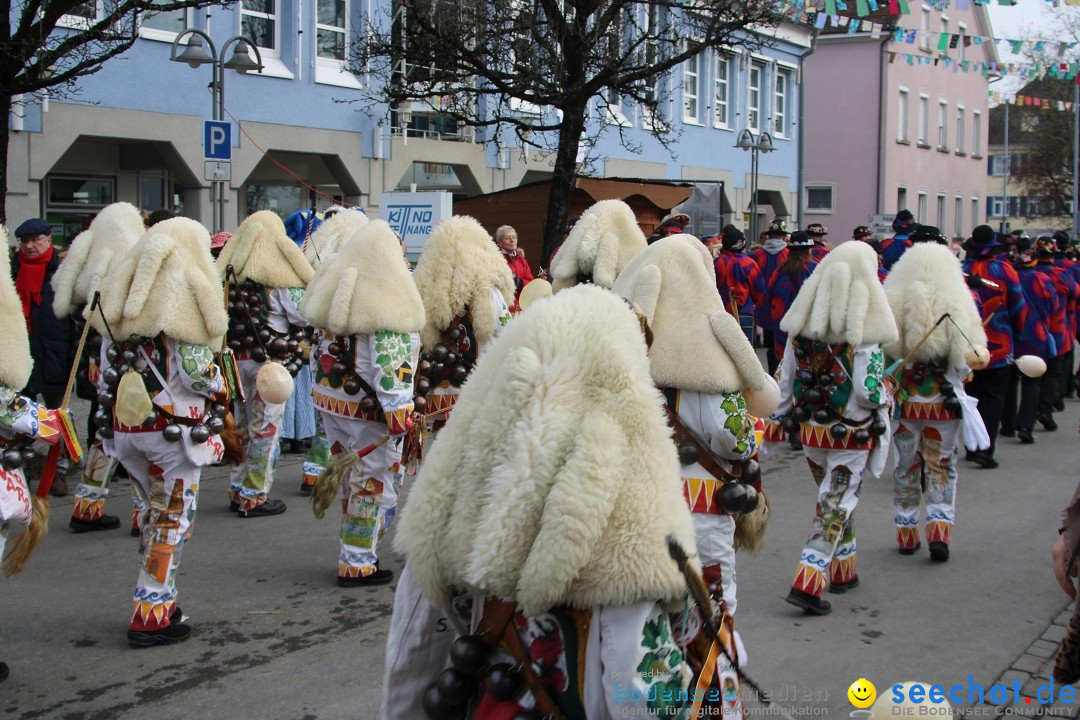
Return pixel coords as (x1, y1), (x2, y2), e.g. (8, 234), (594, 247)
(256, 362), (295, 404)
(1016, 355), (1048, 378)
(964, 345), (990, 371)
(744, 375), (781, 418)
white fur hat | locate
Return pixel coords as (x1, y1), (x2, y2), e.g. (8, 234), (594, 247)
(300, 220), (425, 336)
(303, 208), (369, 268)
(884, 243), (987, 367)
(780, 240), (898, 346)
(412, 215), (515, 349)
(93, 217), (228, 349)
(396, 284), (696, 616)
(550, 199), (647, 292)
(0, 229), (32, 390)
(51, 202), (145, 319)
(216, 210), (314, 288)
(613, 234), (770, 394)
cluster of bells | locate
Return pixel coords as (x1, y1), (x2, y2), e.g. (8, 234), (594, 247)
(92, 340), (229, 442)
(676, 444), (763, 514)
(783, 355), (887, 444)
(227, 281), (307, 376)
(1, 443), (37, 471)
(413, 332), (472, 409)
(905, 362), (962, 415)
(422, 634), (544, 720)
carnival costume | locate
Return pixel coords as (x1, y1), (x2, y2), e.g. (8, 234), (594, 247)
(1037, 243), (1076, 421)
(751, 220), (790, 374)
(880, 210), (916, 271)
(883, 243), (986, 562)
(384, 285), (739, 720)
(301, 220), (423, 585)
(412, 216), (513, 424)
(768, 241), (898, 615)
(51, 202), (145, 532)
(216, 211), (313, 516)
(762, 231), (819, 366)
(713, 225), (765, 343)
(549, 199), (647, 293)
(90, 217), (228, 646)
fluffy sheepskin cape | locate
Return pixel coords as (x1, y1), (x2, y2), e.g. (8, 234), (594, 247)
(0, 229), (32, 390)
(780, 240), (899, 346)
(550, 199), (647, 293)
(216, 210), (314, 288)
(883, 243), (987, 367)
(300, 220), (425, 335)
(395, 284), (696, 616)
(612, 235), (769, 394)
(303, 208), (369, 268)
(412, 215), (516, 349)
(93, 218), (229, 349)
(51, 202), (145, 319)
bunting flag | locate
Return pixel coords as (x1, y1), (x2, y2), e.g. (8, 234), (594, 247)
(989, 89), (1077, 112)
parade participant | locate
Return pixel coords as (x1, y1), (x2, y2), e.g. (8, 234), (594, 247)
(751, 219), (789, 373)
(280, 210), (320, 455)
(301, 220), (423, 586)
(1035, 236), (1072, 429)
(216, 210), (313, 517)
(1053, 230), (1080, 398)
(549, 199), (647, 293)
(768, 241), (898, 615)
(961, 225), (1027, 469)
(880, 209), (916, 271)
(646, 210), (690, 243)
(50, 202), (145, 531)
(884, 241), (987, 561)
(713, 224), (765, 342)
(412, 216), (513, 425)
(806, 223), (830, 262)
(613, 234), (777, 617)
(384, 285), (727, 720)
(763, 230), (820, 371)
(853, 225), (888, 282)
(91, 217), (229, 646)
(493, 225), (533, 311)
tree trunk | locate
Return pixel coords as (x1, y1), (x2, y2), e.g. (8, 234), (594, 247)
(0, 91), (12, 226)
(541, 105), (587, 267)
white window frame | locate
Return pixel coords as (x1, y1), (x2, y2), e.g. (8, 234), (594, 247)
(139, 4), (192, 41)
(897, 85), (910, 142)
(315, 0), (362, 88)
(939, 14), (949, 57)
(955, 105), (965, 155)
(958, 22), (967, 62)
(682, 43), (701, 124)
(971, 196), (980, 228)
(918, 93), (930, 146)
(241, 0), (281, 58)
(59, 0), (102, 30)
(937, 98), (948, 150)
(936, 192), (946, 228)
(747, 60), (764, 133)
(713, 52), (731, 129)
(973, 109), (982, 157)
(898, 187), (908, 212)
(920, 6), (931, 51)
(804, 183), (835, 215)
(954, 195), (963, 238)
(990, 197), (1005, 218)
(917, 191), (928, 223)
(774, 64), (793, 139)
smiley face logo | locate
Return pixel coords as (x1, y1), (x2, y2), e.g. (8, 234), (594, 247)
(848, 678), (876, 709)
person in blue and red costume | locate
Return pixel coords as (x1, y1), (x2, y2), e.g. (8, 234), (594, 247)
(880, 209), (916, 271)
(762, 231), (820, 386)
(1035, 236), (1074, 429)
(960, 225), (1028, 469)
(806, 223), (831, 262)
(713, 225), (765, 343)
(1052, 230), (1080, 398)
(752, 219), (790, 373)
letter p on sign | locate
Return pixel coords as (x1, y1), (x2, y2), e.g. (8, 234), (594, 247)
(204, 121), (231, 160)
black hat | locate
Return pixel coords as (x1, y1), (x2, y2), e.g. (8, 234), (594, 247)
(13, 218), (49, 239)
(852, 226), (873, 239)
(893, 210), (915, 233)
(806, 223), (828, 237)
(765, 220), (788, 237)
(910, 225), (947, 245)
(970, 225), (999, 247)
(721, 224), (745, 249)
(789, 230), (814, 248)
(1053, 230), (1071, 250)
(1035, 236), (1055, 258)
(1015, 235), (1035, 254)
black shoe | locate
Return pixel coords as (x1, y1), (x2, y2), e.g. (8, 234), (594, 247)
(1054, 398), (1067, 412)
(899, 541), (922, 556)
(1018, 428), (1035, 444)
(999, 428), (1015, 438)
(788, 433), (803, 450)
(127, 622), (192, 647)
(0, 661), (8, 683)
(784, 589), (832, 615)
(338, 569), (394, 587)
(238, 498), (287, 518)
(964, 451), (976, 462)
(827, 575), (860, 594)
(299, 484), (313, 496)
(69, 514), (121, 533)
(929, 542), (950, 562)
(228, 501), (239, 513)
(1038, 414), (1059, 432)
(971, 451), (999, 469)
(130, 525), (140, 538)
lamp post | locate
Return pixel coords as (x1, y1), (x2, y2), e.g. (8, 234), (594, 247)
(170, 29), (264, 232)
(736, 128), (775, 244)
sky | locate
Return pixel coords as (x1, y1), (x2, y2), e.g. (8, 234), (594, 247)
(986, 0), (1080, 92)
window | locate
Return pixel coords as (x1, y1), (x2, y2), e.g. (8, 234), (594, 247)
(920, 7), (931, 50)
(643, 3), (660, 105)
(937, 99), (948, 149)
(898, 86), (910, 142)
(61, 0), (100, 28)
(990, 154), (1014, 176)
(46, 175), (115, 209)
(898, 187), (908, 212)
(316, 0), (347, 61)
(246, 183), (303, 219)
(748, 61), (764, 132)
(774, 67), (791, 138)
(973, 110), (982, 156)
(682, 48), (700, 122)
(141, 1), (188, 37)
(955, 106), (965, 154)
(954, 195), (963, 238)
(713, 54), (730, 128)
(939, 15), (949, 57)
(917, 191), (928, 223)
(805, 184), (834, 214)
(242, 0), (278, 55)
(937, 192), (946, 227)
(918, 94), (929, 145)
(971, 197), (980, 228)
(958, 23), (967, 62)
(990, 197), (1005, 218)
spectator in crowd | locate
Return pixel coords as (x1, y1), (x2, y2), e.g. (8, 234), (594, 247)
(646, 212), (690, 244)
(494, 225), (533, 310)
(146, 209), (176, 227)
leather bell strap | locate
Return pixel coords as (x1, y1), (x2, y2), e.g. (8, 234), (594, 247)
(661, 388), (739, 483)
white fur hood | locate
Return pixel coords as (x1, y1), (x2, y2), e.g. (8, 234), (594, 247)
(300, 220), (425, 336)
(0, 230), (32, 390)
(303, 208), (369, 268)
(550, 199), (647, 292)
(216, 210), (314, 288)
(613, 235), (769, 394)
(883, 243), (987, 367)
(395, 285), (696, 616)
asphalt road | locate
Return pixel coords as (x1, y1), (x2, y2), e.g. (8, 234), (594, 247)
(2, 396), (1077, 719)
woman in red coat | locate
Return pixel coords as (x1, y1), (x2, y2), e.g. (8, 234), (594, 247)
(494, 225), (533, 311)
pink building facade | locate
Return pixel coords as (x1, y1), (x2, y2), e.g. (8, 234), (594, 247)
(803, 6), (997, 244)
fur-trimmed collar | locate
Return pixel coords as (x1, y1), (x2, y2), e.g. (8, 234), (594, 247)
(550, 199), (647, 292)
(0, 229), (32, 390)
(884, 243), (987, 367)
(93, 218), (228, 348)
(395, 285), (696, 616)
(300, 220), (425, 336)
(216, 210), (314, 288)
(303, 208), (369, 268)
(780, 241), (898, 346)
(413, 215), (515, 348)
(52, 202), (145, 319)
(613, 235), (769, 394)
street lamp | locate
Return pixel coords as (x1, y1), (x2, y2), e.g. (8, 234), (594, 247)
(170, 28), (264, 233)
(736, 128), (775, 244)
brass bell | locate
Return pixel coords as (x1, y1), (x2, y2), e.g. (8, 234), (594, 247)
(445, 352), (458, 365)
(421, 683), (465, 720)
(436, 668), (477, 705)
(483, 663), (522, 702)
(229, 339), (243, 352)
(97, 389), (116, 408)
(804, 388), (824, 406)
(870, 417), (887, 436)
(417, 359), (432, 375)
(327, 341), (342, 356)
(3, 449), (24, 470)
(416, 378), (431, 394)
(115, 363), (131, 375)
(228, 288), (238, 301)
(677, 443), (699, 465)
(258, 328), (272, 342)
(98, 426), (114, 439)
(106, 345), (121, 363)
(343, 379), (362, 395)
(331, 361), (349, 376)
(359, 396), (377, 413)
(741, 458), (761, 486)
(452, 365), (468, 382)
(794, 343), (809, 359)
(829, 423), (848, 440)
(286, 339), (299, 354)
(940, 381), (955, 397)
(122, 349), (137, 365)
(717, 482), (749, 514)
(143, 409), (159, 427)
(207, 417), (225, 435)
(782, 415), (798, 433)
(210, 402), (228, 419)
(94, 408), (112, 429)
(242, 335), (255, 349)
(819, 372), (835, 386)
(449, 635), (491, 674)
(413, 395), (427, 412)
(853, 428), (871, 444)
(741, 485), (760, 513)
(797, 370), (816, 387)
(447, 326), (463, 341)
(813, 408), (833, 423)
(251, 347), (267, 363)
(791, 405), (811, 423)
(162, 424), (183, 442)
(511, 712), (544, 720)
(943, 396), (961, 413)
(270, 338), (289, 356)
(432, 361), (445, 376)
(432, 345), (449, 362)
(190, 424), (211, 443)
(103, 367), (121, 387)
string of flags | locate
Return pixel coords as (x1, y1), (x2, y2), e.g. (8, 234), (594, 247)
(783, 0), (1078, 19)
(988, 90), (1078, 110)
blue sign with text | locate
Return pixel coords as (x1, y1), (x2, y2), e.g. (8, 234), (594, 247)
(204, 121), (231, 160)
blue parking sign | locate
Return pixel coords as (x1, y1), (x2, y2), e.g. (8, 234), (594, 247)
(204, 120), (231, 160)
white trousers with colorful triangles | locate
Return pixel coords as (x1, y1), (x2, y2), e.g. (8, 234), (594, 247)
(892, 419), (959, 550)
(791, 446), (867, 598)
(228, 360), (285, 512)
(71, 439), (118, 522)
